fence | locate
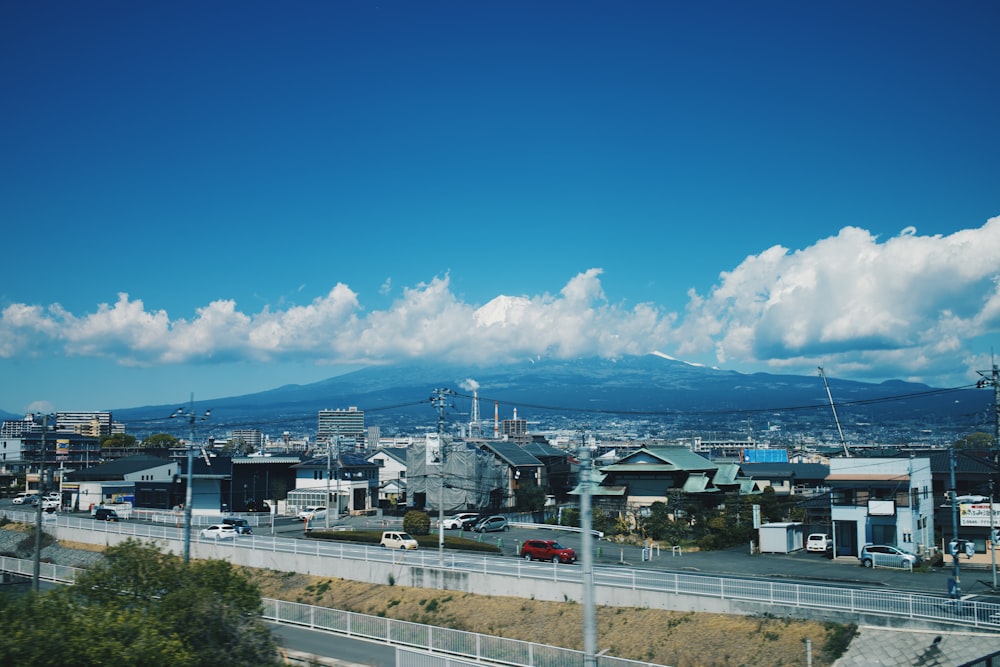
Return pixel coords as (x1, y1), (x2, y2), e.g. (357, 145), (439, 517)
(5, 508), (1000, 632)
(263, 598), (667, 667)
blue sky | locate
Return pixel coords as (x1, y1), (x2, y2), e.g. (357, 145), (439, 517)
(1, 2), (998, 414)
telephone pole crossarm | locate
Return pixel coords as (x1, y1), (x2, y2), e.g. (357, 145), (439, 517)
(976, 362), (1000, 462)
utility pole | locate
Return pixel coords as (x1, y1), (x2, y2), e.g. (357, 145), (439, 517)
(818, 367), (850, 457)
(430, 388), (453, 562)
(991, 479), (997, 591)
(325, 433), (332, 530)
(949, 446), (962, 605)
(32, 413), (53, 592)
(976, 361), (1000, 464)
(171, 394), (211, 565)
(579, 433), (597, 667)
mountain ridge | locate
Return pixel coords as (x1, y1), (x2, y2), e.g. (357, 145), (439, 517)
(93, 354), (990, 442)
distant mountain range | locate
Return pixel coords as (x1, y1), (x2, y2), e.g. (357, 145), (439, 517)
(99, 355), (992, 443)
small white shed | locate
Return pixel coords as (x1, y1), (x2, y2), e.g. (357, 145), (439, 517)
(758, 522), (805, 553)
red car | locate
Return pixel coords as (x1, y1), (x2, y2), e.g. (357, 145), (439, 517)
(520, 539), (577, 564)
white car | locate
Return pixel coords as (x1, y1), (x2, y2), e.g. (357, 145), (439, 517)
(200, 524), (237, 539)
(380, 531), (418, 550)
(12, 493), (35, 505)
(296, 506), (328, 522)
(441, 513), (480, 530)
(806, 533), (831, 553)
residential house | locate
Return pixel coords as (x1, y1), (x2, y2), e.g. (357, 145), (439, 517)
(288, 452), (380, 516)
(739, 462), (830, 496)
(585, 446), (757, 515)
(827, 457), (934, 559)
(521, 437), (574, 501)
(367, 446), (408, 507)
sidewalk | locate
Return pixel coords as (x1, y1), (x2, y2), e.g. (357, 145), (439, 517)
(834, 626), (1000, 667)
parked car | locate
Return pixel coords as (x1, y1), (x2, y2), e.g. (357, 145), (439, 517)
(12, 493), (36, 505)
(380, 531), (419, 550)
(42, 492), (61, 502)
(442, 513), (480, 530)
(859, 544), (920, 568)
(806, 533), (832, 553)
(296, 506), (328, 522)
(520, 539), (577, 563)
(474, 515), (509, 533)
(222, 517), (253, 534)
(460, 514), (483, 530)
(41, 498), (60, 511)
(93, 508), (120, 522)
(200, 524), (237, 539)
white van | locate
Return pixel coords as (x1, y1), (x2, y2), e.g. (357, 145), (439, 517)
(380, 531), (418, 550)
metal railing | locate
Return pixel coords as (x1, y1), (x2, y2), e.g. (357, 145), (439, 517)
(264, 598), (665, 667)
(4, 508), (1000, 631)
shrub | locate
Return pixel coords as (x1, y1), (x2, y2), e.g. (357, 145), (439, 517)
(403, 511), (431, 535)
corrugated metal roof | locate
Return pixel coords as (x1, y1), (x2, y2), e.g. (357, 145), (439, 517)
(64, 454), (174, 481)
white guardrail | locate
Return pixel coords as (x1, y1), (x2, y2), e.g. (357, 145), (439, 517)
(4, 509), (1000, 632)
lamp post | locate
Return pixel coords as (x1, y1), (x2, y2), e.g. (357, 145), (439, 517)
(32, 413), (54, 592)
(171, 394), (211, 565)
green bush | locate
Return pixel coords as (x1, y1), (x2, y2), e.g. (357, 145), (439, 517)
(403, 510), (431, 535)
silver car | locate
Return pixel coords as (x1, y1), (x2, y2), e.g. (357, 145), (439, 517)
(200, 524), (237, 540)
(473, 515), (509, 533)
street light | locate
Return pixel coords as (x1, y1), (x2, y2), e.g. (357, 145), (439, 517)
(171, 394), (211, 565)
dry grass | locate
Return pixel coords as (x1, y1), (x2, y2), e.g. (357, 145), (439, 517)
(251, 568), (847, 667)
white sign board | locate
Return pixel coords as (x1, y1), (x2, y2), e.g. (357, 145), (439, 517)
(425, 433), (441, 467)
(959, 503), (1000, 527)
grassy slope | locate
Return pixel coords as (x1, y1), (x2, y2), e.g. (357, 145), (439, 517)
(251, 568), (850, 667)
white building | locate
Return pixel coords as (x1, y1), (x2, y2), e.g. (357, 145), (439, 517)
(828, 457), (935, 558)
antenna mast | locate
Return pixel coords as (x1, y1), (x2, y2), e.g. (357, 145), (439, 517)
(818, 367), (850, 457)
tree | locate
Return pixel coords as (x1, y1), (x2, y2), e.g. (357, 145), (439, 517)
(142, 433), (181, 448)
(513, 481), (546, 512)
(955, 432), (995, 448)
(100, 433), (138, 450)
(0, 540), (280, 666)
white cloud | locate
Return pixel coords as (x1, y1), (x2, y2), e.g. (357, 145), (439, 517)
(1, 217), (998, 386)
(675, 216), (1000, 383)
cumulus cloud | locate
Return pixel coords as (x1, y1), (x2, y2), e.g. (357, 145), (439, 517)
(1, 218), (998, 385)
(674, 216), (1000, 382)
(0, 272), (671, 367)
